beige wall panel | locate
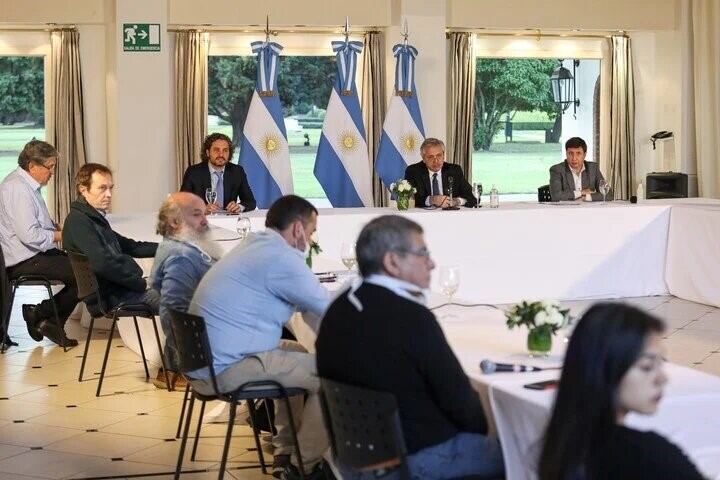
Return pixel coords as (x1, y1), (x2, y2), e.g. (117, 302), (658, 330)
(449, 0), (678, 31)
(0, 0), (105, 24)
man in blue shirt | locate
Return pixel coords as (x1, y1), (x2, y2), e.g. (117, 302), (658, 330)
(150, 192), (220, 389)
(0, 140), (78, 347)
(189, 195), (330, 479)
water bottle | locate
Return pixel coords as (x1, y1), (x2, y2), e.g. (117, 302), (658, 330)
(489, 185), (499, 208)
(636, 181), (644, 202)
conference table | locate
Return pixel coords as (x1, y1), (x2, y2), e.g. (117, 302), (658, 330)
(107, 198), (720, 480)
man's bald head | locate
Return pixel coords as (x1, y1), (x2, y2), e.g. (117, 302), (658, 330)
(157, 192), (208, 237)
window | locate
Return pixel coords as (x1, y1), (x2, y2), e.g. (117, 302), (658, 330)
(0, 56), (46, 184)
(207, 55), (336, 201)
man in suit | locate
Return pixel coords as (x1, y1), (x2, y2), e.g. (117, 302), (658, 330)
(180, 133), (257, 214)
(404, 137), (476, 208)
(549, 137), (612, 201)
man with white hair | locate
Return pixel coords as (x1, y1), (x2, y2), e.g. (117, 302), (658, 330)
(149, 192), (221, 389)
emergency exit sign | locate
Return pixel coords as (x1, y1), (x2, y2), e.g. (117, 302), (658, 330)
(122, 24), (161, 52)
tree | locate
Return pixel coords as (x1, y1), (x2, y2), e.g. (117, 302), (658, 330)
(208, 55), (336, 147)
(473, 59), (559, 151)
(0, 57), (44, 126)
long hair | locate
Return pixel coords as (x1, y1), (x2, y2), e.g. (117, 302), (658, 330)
(537, 303), (665, 480)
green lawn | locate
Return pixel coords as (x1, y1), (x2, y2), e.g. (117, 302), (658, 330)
(0, 124), (46, 184)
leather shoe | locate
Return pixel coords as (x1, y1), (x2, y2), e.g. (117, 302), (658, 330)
(22, 305), (43, 341)
(37, 320), (78, 348)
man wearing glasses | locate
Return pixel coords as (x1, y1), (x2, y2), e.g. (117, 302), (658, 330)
(404, 137), (477, 208)
(316, 215), (504, 479)
(0, 140), (79, 347)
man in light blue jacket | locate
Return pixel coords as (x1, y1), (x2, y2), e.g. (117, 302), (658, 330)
(189, 195), (330, 480)
(150, 192), (221, 389)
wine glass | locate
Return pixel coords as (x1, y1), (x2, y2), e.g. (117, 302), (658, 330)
(340, 242), (357, 273)
(473, 182), (483, 208)
(599, 181), (611, 204)
(236, 216), (251, 240)
(205, 188), (217, 214)
(439, 266), (460, 318)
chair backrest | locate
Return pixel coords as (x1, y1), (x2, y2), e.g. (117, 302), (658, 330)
(167, 308), (221, 395)
(0, 245), (11, 323)
(320, 378), (410, 479)
(538, 184), (552, 203)
(67, 251), (105, 315)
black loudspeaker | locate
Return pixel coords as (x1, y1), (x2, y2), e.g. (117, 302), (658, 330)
(646, 172), (688, 199)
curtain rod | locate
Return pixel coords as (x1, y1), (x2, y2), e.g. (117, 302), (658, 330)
(446, 29), (627, 39)
(168, 26), (380, 35)
(0, 25), (77, 32)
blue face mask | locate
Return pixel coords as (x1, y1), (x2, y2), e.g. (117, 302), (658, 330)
(294, 223), (311, 258)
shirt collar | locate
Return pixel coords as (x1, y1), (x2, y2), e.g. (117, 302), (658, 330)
(16, 166), (42, 191)
(208, 163), (226, 175)
(568, 161), (585, 175)
(347, 273), (427, 311)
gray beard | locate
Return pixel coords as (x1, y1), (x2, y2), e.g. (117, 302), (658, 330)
(175, 227), (223, 261)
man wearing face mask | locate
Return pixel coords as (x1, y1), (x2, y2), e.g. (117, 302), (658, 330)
(188, 195), (330, 480)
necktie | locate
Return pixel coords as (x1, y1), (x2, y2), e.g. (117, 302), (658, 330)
(432, 173), (440, 196)
(213, 171), (224, 208)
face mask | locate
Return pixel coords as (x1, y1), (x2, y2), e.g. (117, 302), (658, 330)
(294, 223), (311, 258)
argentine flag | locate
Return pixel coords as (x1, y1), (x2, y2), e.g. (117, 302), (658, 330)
(375, 44), (425, 190)
(238, 41), (293, 208)
(313, 40), (373, 207)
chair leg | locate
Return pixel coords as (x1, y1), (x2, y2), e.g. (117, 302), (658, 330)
(281, 392), (306, 480)
(149, 316), (171, 391)
(247, 399), (268, 474)
(218, 398), (238, 480)
(132, 316), (150, 380)
(43, 283), (65, 352)
(174, 393), (196, 480)
(190, 399), (206, 461)
(78, 316), (95, 382)
(96, 316), (117, 397)
(176, 383), (191, 438)
(0, 285), (16, 354)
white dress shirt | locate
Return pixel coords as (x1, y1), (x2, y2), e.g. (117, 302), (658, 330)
(571, 164), (586, 199)
(424, 167), (466, 206)
(0, 167), (56, 267)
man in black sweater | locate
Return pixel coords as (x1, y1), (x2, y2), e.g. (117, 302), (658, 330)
(63, 163), (158, 312)
(316, 215), (504, 479)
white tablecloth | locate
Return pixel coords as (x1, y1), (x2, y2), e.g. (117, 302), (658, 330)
(666, 204), (720, 307)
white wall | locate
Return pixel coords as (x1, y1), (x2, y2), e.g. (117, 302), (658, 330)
(560, 59), (601, 163)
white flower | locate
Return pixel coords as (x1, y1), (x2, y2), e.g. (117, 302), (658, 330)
(542, 300), (559, 311)
(390, 182), (396, 191)
(400, 183), (409, 192)
(544, 309), (565, 326)
(534, 310), (548, 325)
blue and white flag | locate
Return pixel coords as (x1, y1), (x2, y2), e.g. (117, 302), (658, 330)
(375, 44), (425, 190)
(313, 40), (373, 207)
(238, 41), (293, 208)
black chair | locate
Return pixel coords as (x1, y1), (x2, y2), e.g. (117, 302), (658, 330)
(0, 245), (66, 353)
(168, 308), (307, 480)
(320, 378), (411, 480)
(537, 185), (552, 203)
(67, 251), (170, 396)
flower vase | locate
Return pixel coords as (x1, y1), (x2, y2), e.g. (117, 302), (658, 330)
(527, 326), (552, 357)
(397, 196), (410, 211)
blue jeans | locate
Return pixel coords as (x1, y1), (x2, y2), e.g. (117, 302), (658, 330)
(341, 432), (505, 480)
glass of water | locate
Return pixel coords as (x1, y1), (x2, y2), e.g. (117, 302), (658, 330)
(473, 182), (483, 208)
(599, 181), (611, 204)
(236, 216), (251, 240)
(205, 188), (217, 213)
(340, 242), (357, 272)
(439, 265), (460, 318)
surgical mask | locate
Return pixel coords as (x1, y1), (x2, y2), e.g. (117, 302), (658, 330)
(294, 224), (311, 258)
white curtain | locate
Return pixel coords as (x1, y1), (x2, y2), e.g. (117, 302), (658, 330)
(691, 0), (720, 198)
(608, 36), (635, 200)
(174, 31), (209, 188)
(360, 32), (387, 207)
(447, 33), (476, 176)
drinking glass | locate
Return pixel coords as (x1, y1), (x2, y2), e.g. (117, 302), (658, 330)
(205, 188), (217, 213)
(599, 181), (611, 204)
(439, 266), (460, 318)
(473, 182), (483, 208)
(340, 242), (357, 272)
(236, 216), (251, 240)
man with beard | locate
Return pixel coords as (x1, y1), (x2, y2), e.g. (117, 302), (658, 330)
(149, 192), (222, 389)
(180, 133), (257, 214)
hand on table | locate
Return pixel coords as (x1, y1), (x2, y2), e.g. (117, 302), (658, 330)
(225, 201), (243, 214)
(430, 195), (450, 208)
(205, 203), (221, 214)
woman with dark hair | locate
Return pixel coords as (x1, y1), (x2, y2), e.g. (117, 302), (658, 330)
(538, 303), (706, 480)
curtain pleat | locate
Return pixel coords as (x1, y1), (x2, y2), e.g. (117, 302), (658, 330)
(174, 31), (209, 188)
(608, 36), (636, 200)
(50, 29), (87, 223)
(360, 32), (387, 207)
(447, 33), (476, 177)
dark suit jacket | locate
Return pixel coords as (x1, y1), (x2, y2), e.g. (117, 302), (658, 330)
(404, 162), (477, 207)
(180, 162), (257, 212)
(549, 160), (613, 202)
(62, 198), (157, 310)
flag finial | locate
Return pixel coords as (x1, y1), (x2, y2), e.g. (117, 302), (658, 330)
(265, 14), (270, 43)
(402, 18), (409, 46)
(344, 16), (350, 42)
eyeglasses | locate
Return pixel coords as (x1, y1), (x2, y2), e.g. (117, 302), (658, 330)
(36, 162), (56, 171)
(394, 246), (431, 259)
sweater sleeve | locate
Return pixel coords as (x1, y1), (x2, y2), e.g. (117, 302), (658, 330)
(411, 312), (488, 434)
(636, 432), (707, 480)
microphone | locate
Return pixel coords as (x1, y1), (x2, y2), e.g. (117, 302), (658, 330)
(480, 359), (543, 374)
